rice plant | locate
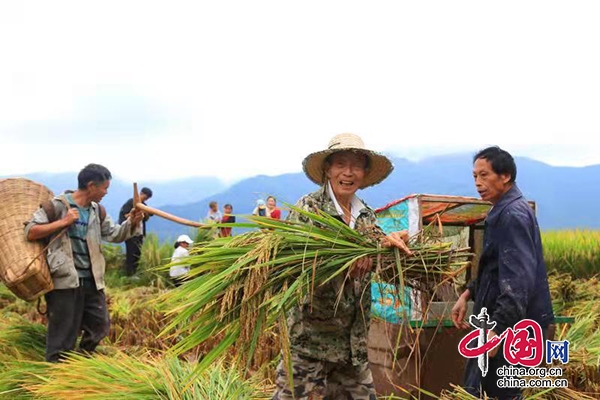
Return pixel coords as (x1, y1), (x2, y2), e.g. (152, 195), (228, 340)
(101, 243), (125, 270)
(106, 286), (176, 352)
(547, 273), (600, 394)
(157, 207), (472, 380)
(543, 230), (600, 279)
(0, 314), (46, 362)
(21, 352), (267, 400)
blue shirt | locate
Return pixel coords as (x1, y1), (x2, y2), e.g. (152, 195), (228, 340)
(66, 194), (92, 278)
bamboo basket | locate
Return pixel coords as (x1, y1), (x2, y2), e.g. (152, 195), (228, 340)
(0, 178), (54, 300)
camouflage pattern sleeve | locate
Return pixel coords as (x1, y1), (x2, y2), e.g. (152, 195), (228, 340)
(355, 208), (387, 246)
(286, 195), (318, 225)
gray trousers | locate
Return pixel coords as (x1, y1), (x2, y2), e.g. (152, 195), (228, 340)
(44, 278), (110, 362)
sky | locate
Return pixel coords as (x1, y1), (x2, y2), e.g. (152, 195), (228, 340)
(1, 1), (599, 183)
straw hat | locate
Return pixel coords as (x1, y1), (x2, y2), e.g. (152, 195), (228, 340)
(302, 133), (394, 188)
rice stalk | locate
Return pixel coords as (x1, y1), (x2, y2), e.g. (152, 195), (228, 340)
(157, 206), (472, 380)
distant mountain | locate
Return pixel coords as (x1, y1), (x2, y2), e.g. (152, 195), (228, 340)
(149, 155), (600, 240)
(0, 172), (226, 219)
(146, 173), (319, 240)
(6, 155), (600, 241)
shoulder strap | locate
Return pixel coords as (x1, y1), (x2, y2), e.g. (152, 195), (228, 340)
(99, 204), (106, 224)
(92, 202), (107, 224)
(40, 201), (57, 223)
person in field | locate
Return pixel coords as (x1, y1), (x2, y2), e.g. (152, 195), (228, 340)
(170, 234), (194, 286)
(206, 201), (222, 223)
(252, 199), (269, 217)
(219, 204), (235, 237)
(273, 133), (412, 400)
(25, 164), (143, 362)
(266, 196), (281, 220)
(451, 146), (554, 399)
(119, 186), (153, 277)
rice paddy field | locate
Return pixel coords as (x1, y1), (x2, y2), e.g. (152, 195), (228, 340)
(0, 228), (599, 399)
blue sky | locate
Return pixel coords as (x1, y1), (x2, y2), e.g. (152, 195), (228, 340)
(1, 1), (599, 182)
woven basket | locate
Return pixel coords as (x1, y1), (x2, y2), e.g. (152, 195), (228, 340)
(0, 178), (54, 301)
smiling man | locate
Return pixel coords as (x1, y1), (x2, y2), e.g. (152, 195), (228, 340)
(25, 164), (144, 362)
(273, 133), (412, 400)
(451, 147), (554, 399)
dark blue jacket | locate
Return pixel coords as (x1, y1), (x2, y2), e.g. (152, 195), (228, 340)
(464, 185), (554, 397)
(468, 184), (554, 334)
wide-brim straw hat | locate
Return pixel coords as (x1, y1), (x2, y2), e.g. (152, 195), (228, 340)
(302, 133), (394, 189)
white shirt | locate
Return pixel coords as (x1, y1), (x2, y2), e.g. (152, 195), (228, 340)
(327, 181), (366, 229)
(170, 246), (190, 278)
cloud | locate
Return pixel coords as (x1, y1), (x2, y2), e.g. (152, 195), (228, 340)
(2, 86), (188, 144)
(1, 1), (599, 180)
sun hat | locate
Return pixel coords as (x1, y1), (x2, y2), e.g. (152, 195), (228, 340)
(176, 234), (194, 244)
(302, 133), (394, 188)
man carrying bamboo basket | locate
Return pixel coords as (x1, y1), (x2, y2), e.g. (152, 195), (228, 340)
(273, 133), (412, 400)
(24, 164), (144, 362)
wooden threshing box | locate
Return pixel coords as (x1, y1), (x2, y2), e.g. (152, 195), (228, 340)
(367, 194), (527, 398)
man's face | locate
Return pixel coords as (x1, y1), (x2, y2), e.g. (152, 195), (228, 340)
(325, 151), (367, 199)
(224, 206), (232, 214)
(88, 180), (110, 203)
(140, 193), (150, 202)
(473, 158), (511, 205)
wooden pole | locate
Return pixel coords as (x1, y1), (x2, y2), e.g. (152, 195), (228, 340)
(132, 182), (207, 228)
(135, 202), (206, 228)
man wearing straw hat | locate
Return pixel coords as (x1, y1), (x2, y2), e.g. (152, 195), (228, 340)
(25, 164), (144, 362)
(273, 133), (412, 400)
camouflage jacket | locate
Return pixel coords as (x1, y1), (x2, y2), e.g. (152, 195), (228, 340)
(286, 185), (385, 366)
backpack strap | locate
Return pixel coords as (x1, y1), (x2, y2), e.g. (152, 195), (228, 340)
(40, 201), (57, 223)
(41, 197), (105, 224)
(98, 204), (107, 224)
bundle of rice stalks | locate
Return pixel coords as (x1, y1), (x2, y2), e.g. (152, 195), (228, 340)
(0, 314), (46, 361)
(548, 273), (600, 315)
(106, 286), (175, 352)
(0, 285), (45, 324)
(0, 316), (49, 398)
(0, 359), (49, 399)
(0, 284), (16, 308)
(158, 207), (472, 377)
(558, 302), (600, 393)
(21, 352), (268, 400)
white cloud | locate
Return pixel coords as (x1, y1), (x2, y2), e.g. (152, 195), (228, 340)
(1, 1), (599, 180)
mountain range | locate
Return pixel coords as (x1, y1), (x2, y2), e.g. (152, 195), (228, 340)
(4, 154), (599, 240)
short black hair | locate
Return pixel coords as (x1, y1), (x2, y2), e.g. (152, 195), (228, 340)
(473, 146), (517, 183)
(141, 187), (153, 198)
(77, 164), (112, 189)
(224, 203), (233, 209)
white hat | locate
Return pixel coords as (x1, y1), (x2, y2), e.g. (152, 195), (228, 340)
(176, 234), (194, 244)
(302, 133), (394, 189)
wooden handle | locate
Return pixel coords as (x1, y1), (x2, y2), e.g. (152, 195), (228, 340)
(133, 182), (140, 206)
(135, 202), (207, 228)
